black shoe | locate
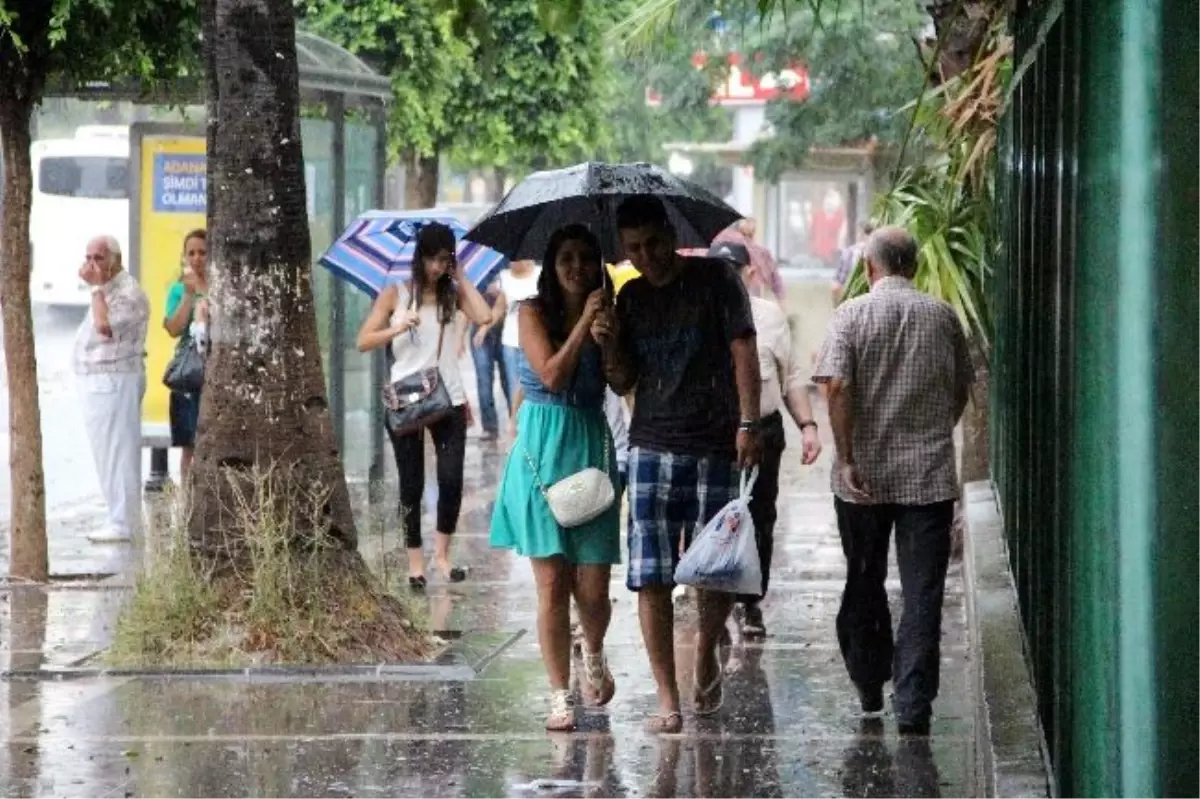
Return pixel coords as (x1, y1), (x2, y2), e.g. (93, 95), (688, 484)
(742, 603), (766, 637)
(855, 682), (885, 715)
(898, 719), (931, 736)
(408, 575), (427, 592)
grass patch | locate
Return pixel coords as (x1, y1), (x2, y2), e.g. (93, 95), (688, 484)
(107, 467), (437, 667)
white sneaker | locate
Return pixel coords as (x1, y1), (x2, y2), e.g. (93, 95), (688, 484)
(87, 528), (132, 544)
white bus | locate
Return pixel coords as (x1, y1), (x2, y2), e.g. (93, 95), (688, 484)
(30, 126), (130, 308)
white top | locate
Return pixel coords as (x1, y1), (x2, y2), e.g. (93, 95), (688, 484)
(388, 285), (467, 406)
(499, 268), (541, 349)
(73, 270), (150, 376)
(751, 296), (804, 417)
(603, 388), (630, 469)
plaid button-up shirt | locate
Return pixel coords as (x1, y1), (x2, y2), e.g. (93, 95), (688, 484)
(812, 276), (975, 506)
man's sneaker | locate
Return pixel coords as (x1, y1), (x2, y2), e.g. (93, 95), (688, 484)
(741, 603), (766, 636)
(856, 682), (885, 716)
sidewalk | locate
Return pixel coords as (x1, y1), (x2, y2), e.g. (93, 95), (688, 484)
(0, 398), (974, 797)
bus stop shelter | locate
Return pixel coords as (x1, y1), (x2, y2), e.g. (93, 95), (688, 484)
(44, 31), (393, 495)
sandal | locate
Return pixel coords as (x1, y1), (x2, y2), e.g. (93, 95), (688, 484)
(644, 711), (683, 734)
(693, 661), (725, 717)
(440, 565), (468, 583)
(582, 648), (615, 707)
(408, 575), (427, 592)
(545, 689), (576, 732)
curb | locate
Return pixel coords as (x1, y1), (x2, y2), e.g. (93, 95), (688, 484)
(962, 481), (1054, 798)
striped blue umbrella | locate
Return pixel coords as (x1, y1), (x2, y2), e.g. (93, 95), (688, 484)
(318, 210), (509, 298)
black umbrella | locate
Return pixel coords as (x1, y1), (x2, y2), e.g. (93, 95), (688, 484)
(465, 161), (742, 261)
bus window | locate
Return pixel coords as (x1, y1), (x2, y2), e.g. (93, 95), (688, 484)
(38, 156), (127, 199)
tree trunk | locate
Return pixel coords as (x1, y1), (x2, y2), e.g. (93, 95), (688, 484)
(192, 0), (356, 561)
(0, 92), (49, 582)
(926, 0), (994, 81)
(491, 167), (507, 201)
(402, 149), (439, 209)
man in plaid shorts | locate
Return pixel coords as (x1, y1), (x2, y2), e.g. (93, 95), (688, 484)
(813, 226), (975, 736)
(591, 195), (763, 733)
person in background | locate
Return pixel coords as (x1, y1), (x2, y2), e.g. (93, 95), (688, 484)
(74, 235), (151, 543)
(490, 224), (621, 731)
(709, 241), (823, 637)
(812, 226), (974, 737)
(714, 217), (785, 302)
(809, 188), (847, 268)
(164, 229), (210, 485)
(832, 222), (876, 303)
(490, 257), (541, 431)
(593, 195), (762, 734)
(356, 222), (492, 590)
(465, 274), (510, 441)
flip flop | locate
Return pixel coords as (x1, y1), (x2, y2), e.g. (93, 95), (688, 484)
(545, 689), (577, 732)
(644, 711), (683, 734)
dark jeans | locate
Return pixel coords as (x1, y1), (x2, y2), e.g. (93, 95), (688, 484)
(834, 498), (954, 725)
(388, 405), (468, 548)
(469, 323), (510, 434)
(738, 411), (785, 605)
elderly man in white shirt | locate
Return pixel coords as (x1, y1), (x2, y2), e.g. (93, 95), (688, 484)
(708, 241), (822, 637)
(74, 235), (151, 543)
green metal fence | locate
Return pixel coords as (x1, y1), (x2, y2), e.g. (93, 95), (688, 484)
(992, 0), (1197, 795)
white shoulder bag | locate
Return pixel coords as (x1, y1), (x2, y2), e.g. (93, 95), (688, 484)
(522, 440), (615, 529)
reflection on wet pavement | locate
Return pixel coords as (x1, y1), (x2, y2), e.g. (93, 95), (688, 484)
(1, 385), (974, 796)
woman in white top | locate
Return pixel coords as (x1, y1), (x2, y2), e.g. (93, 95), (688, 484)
(356, 223), (492, 589)
(489, 258), (541, 428)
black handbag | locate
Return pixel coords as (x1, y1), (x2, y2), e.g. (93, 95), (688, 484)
(163, 336), (205, 394)
(383, 318), (452, 437)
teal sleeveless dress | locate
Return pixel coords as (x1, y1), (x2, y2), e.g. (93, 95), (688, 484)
(489, 344), (621, 565)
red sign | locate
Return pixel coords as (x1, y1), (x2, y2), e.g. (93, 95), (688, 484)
(645, 52), (810, 107)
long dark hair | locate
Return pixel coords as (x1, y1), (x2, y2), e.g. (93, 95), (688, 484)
(532, 224), (603, 345)
(410, 222), (457, 324)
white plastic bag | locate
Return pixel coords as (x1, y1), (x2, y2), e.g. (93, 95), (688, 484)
(674, 469), (762, 594)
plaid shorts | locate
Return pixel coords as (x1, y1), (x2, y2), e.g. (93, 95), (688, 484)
(626, 446), (739, 590)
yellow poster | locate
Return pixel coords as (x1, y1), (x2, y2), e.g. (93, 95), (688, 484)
(134, 133), (206, 429)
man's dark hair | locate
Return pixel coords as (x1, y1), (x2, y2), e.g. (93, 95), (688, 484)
(867, 226), (919, 279)
(616, 195), (669, 231)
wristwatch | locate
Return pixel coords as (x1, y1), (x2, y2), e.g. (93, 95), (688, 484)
(799, 419), (819, 432)
(738, 418), (761, 433)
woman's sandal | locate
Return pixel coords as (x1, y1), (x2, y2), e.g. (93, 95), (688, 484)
(582, 649), (615, 707)
(693, 661), (725, 717)
(644, 711), (684, 734)
(545, 689), (577, 732)
(438, 565), (468, 583)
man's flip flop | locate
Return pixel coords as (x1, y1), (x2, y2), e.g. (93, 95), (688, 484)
(644, 711), (683, 734)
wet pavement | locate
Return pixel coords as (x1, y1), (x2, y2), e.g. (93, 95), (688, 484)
(1, 319), (975, 797)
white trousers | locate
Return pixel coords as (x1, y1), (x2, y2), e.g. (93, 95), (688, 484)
(78, 371), (145, 538)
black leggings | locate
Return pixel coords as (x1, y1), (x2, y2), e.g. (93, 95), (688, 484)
(387, 405), (468, 548)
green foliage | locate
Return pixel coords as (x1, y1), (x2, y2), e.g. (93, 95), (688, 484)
(0, 0), (198, 94)
(749, 0), (927, 179)
(301, 0), (617, 174)
(447, 0), (614, 172)
(298, 0), (472, 160)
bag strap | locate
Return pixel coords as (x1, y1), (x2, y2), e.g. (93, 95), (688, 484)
(740, 467), (759, 499)
(404, 281), (448, 362)
(521, 431), (610, 499)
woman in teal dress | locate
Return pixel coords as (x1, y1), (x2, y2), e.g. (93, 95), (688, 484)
(490, 224), (620, 732)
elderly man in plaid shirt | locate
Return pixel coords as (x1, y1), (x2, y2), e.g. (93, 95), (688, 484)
(813, 226), (975, 736)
